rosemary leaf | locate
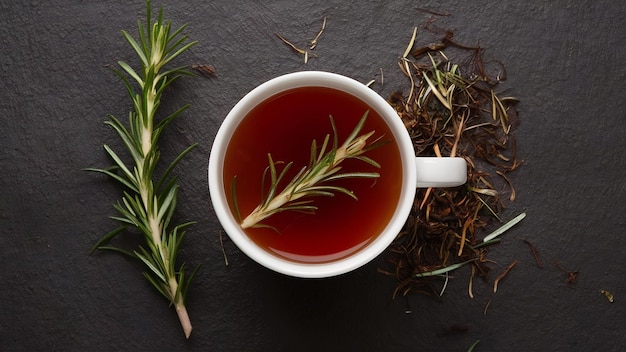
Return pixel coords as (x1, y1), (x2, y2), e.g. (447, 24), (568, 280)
(416, 259), (478, 277)
(482, 212), (527, 243)
(89, 226), (127, 254)
(325, 171), (380, 180)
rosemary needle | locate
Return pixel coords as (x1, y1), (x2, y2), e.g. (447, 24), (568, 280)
(86, 0), (198, 339)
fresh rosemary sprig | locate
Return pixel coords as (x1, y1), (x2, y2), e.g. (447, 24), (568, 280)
(233, 111), (385, 229)
(85, 0), (198, 339)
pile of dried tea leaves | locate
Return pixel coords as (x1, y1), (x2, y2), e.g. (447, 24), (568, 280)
(382, 29), (523, 298)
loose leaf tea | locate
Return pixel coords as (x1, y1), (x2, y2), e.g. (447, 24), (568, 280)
(86, 0), (197, 338)
(382, 26), (524, 298)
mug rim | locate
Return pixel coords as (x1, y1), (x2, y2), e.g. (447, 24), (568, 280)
(208, 71), (416, 278)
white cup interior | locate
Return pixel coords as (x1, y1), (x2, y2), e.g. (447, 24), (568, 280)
(208, 71), (417, 278)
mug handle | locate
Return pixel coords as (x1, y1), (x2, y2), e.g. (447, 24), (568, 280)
(415, 157), (467, 188)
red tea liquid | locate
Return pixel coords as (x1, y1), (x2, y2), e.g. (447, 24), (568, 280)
(223, 86), (403, 263)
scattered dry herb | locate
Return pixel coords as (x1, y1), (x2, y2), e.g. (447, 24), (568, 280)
(467, 340), (481, 352)
(600, 290), (614, 303)
(309, 16), (327, 50)
(191, 63), (217, 77)
(275, 32), (312, 63)
(556, 261), (579, 284)
(493, 260), (518, 293)
(521, 238), (543, 268)
(483, 297), (493, 315)
(275, 16), (326, 64)
(219, 230), (229, 266)
(381, 25), (524, 299)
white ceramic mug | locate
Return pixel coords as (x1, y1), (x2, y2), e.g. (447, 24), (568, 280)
(208, 71), (466, 278)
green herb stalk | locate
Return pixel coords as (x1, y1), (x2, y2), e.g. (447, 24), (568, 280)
(86, 1), (198, 339)
(233, 111), (386, 229)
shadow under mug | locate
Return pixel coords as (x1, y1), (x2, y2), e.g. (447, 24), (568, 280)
(208, 71), (467, 278)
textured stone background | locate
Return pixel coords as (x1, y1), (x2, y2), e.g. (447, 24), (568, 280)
(1, 1), (624, 351)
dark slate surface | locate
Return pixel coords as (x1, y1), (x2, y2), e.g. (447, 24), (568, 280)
(1, 1), (624, 351)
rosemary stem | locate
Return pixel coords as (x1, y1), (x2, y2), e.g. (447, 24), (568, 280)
(240, 184), (304, 229)
(175, 302), (192, 339)
(171, 278), (192, 339)
(139, 97), (191, 337)
(142, 128), (152, 156)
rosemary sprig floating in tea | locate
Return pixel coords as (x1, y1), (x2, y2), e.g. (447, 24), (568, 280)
(233, 111), (385, 229)
(85, 0), (198, 339)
